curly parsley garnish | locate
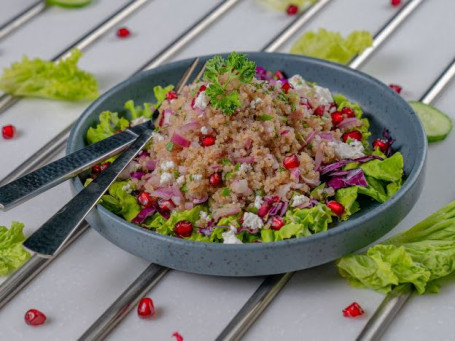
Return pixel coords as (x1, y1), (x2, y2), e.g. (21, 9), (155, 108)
(203, 52), (256, 115)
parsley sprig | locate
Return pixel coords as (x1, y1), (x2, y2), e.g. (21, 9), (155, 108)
(203, 52), (256, 115)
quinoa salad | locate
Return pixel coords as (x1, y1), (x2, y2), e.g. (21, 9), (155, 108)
(85, 53), (404, 244)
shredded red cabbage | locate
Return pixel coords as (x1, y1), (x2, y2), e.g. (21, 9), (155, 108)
(382, 128), (396, 157)
(132, 207), (156, 224)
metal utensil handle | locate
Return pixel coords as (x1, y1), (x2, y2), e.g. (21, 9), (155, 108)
(78, 264), (169, 341)
(0, 0), (47, 41)
(22, 127), (152, 257)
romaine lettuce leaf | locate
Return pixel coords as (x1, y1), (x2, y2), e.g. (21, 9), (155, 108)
(86, 111), (129, 145)
(360, 152), (404, 182)
(0, 222), (31, 276)
(337, 201), (455, 294)
(0, 49), (98, 101)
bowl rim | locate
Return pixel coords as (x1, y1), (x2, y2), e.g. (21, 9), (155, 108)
(68, 52), (427, 252)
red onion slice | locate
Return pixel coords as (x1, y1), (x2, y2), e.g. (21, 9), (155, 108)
(171, 132), (191, 148)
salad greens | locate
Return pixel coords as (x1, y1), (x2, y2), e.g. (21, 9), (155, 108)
(0, 222), (31, 276)
(0, 49), (98, 101)
(290, 29), (373, 65)
(337, 201), (455, 294)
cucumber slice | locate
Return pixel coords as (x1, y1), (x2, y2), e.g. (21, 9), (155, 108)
(409, 101), (453, 143)
(46, 0), (92, 8)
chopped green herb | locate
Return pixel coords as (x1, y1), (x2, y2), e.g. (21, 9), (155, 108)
(181, 184), (188, 192)
(234, 163), (241, 171)
(221, 187), (231, 196)
(166, 142), (174, 151)
(259, 114), (274, 121)
(224, 171), (234, 180)
(221, 159), (232, 166)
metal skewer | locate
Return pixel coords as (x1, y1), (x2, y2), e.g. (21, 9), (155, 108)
(216, 1), (425, 339)
(0, 0), (239, 310)
(0, 0), (149, 114)
(0, 0), (47, 41)
(356, 57), (455, 341)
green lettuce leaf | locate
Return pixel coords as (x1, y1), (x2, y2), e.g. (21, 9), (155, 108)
(290, 28), (373, 65)
(361, 152), (404, 182)
(335, 187), (360, 220)
(151, 85), (174, 109)
(337, 201), (455, 294)
(86, 111), (129, 145)
(146, 206), (203, 238)
(0, 222), (31, 276)
(103, 182), (140, 222)
(0, 49), (98, 101)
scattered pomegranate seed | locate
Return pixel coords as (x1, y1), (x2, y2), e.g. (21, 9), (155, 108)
(331, 111), (344, 126)
(343, 302), (365, 317)
(313, 105), (325, 116)
(137, 192), (155, 208)
(100, 162), (111, 171)
(373, 139), (389, 153)
(342, 130), (363, 142)
(389, 83), (402, 94)
(92, 164), (101, 174)
(327, 200), (345, 216)
(174, 220), (193, 237)
(390, 0), (401, 7)
(209, 172), (222, 187)
(2, 124), (16, 139)
(166, 91), (178, 100)
(137, 297), (156, 319)
(200, 135), (216, 147)
(270, 216), (285, 230)
(341, 107), (355, 118)
(116, 27), (130, 38)
(281, 82), (292, 94)
(286, 4), (299, 15)
(283, 154), (300, 169)
(172, 332), (184, 341)
(258, 203), (270, 218)
(24, 309), (46, 326)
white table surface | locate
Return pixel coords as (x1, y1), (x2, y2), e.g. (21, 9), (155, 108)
(0, 0), (454, 340)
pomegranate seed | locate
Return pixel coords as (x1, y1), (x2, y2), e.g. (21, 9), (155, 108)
(92, 164), (101, 174)
(342, 130), (363, 142)
(137, 297), (156, 319)
(2, 124), (16, 139)
(209, 172), (222, 187)
(273, 71), (285, 80)
(390, 0), (401, 7)
(166, 91), (178, 100)
(389, 83), (402, 94)
(343, 302), (364, 317)
(286, 4), (299, 15)
(158, 199), (174, 213)
(331, 111), (344, 126)
(24, 309), (46, 326)
(172, 332), (184, 341)
(281, 82), (292, 94)
(341, 107), (355, 118)
(268, 195), (281, 203)
(327, 200), (345, 216)
(174, 220), (193, 237)
(373, 139), (389, 153)
(100, 162), (111, 171)
(258, 203), (270, 218)
(138, 192), (155, 208)
(313, 105), (325, 116)
(200, 135), (216, 147)
(116, 27), (130, 38)
(283, 154), (300, 169)
(270, 216), (285, 230)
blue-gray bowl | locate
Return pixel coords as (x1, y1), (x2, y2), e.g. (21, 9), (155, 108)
(67, 52), (427, 276)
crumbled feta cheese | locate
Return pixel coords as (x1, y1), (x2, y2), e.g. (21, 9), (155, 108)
(328, 140), (365, 159)
(222, 229), (243, 244)
(193, 174), (203, 181)
(242, 212), (264, 229)
(160, 172), (174, 185)
(130, 117), (150, 127)
(200, 211), (211, 222)
(314, 85), (333, 106)
(161, 161), (175, 171)
(121, 183), (132, 194)
(250, 97), (263, 109)
(288, 74), (306, 90)
(176, 176), (185, 185)
(292, 194), (310, 207)
(194, 91), (209, 110)
(151, 131), (164, 141)
(239, 164), (252, 173)
(200, 126), (208, 135)
(254, 195), (263, 209)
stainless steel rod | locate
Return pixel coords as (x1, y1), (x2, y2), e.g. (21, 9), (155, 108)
(0, 221), (89, 310)
(262, 0), (332, 52)
(356, 59), (455, 341)
(0, 0), (149, 115)
(216, 273), (293, 341)
(0, 0), (237, 311)
(215, 2), (425, 339)
(0, 0), (47, 41)
(78, 264), (169, 341)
